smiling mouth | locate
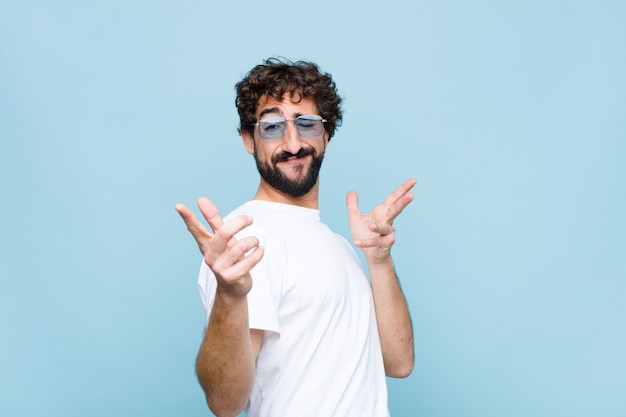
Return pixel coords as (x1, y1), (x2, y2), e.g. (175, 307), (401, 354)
(274, 148), (314, 164)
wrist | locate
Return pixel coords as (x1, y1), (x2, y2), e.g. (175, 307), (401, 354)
(366, 251), (394, 269)
(215, 285), (249, 306)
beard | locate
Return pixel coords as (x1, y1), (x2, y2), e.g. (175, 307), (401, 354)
(254, 146), (324, 198)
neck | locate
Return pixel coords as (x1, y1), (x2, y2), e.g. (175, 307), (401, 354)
(253, 179), (319, 209)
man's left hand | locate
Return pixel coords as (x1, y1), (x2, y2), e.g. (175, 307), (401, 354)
(346, 178), (416, 263)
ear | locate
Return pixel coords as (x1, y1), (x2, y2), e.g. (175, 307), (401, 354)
(242, 131), (255, 155)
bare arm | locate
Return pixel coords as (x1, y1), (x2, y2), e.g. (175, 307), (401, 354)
(346, 179), (416, 378)
(175, 198), (264, 416)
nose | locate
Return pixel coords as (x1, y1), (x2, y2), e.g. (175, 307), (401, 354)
(282, 119), (304, 154)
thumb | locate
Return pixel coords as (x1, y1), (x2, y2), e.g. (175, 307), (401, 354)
(346, 190), (360, 217)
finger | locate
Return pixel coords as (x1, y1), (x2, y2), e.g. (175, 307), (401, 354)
(216, 246), (265, 291)
(382, 179), (416, 221)
(383, 178), (417, 208)
(175, 203), (213, 242)
(354, 234), (395, 250)
(197, 197), (224, 233)
(210, 235), (260, 270)
(219, 243), (265, 278)
(369, 223), (396, 235)
(234, 245), (264, 273)
(211, 215), (254, 254)
(386, 191), (415, 221)
(346, 190), (360, 217)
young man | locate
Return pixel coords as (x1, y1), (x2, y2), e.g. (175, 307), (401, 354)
(175, 58), (415, 417)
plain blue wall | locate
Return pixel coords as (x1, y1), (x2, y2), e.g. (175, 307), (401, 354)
(1, 1), (625, 416)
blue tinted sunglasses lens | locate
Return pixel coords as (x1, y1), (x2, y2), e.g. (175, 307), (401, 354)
(295, 116), (324, 138)
(257, 115), (325, 140)
(258, 117), (285, 140)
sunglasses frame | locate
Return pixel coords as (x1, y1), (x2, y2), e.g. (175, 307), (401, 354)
(253, 115), (327, 141)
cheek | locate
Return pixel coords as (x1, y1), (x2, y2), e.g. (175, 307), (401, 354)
(316, 140), (328, 155)
(256, 142), (277, 160)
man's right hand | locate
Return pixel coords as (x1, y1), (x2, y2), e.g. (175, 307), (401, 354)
(175, 197), (264, 297)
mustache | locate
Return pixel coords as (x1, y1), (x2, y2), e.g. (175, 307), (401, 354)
(272, 147), (315, 164)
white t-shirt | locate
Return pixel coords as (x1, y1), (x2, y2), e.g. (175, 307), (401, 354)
(198, 200), (390, 417)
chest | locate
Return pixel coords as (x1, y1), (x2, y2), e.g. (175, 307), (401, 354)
(276, 226), (370, 317)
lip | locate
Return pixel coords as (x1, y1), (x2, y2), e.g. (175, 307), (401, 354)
(277, 154), (311, 165)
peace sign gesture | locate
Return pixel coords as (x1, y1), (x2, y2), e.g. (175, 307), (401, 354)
(346, 178), (416, 263)
(175, 198), (264, 297)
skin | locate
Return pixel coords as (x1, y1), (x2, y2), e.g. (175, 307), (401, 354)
(175, 94), (415, 416)
(242, 95), (329, 208)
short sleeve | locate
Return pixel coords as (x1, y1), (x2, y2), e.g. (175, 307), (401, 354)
(197, 224), (282, 340)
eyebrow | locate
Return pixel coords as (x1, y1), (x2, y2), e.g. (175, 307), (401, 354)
(258, 107), (281, 119)
(258, 107), (306, 120)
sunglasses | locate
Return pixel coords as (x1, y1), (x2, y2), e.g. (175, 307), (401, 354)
(254, 115), (327, 141)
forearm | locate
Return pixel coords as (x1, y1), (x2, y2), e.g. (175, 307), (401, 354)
(368, 256), (414, 378)
(196, 289), (255, 417)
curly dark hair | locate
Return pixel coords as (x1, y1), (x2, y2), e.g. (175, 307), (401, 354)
(235, 58), (343, 140)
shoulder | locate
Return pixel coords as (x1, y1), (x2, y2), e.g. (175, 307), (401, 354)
(225, 201), (275, 240)
(225, 200), (282, 226)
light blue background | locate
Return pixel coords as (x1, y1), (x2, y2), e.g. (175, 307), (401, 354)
(1, 1), (625, 416)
